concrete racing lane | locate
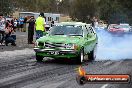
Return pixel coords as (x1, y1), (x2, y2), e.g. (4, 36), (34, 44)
(0, 31), (132, 88)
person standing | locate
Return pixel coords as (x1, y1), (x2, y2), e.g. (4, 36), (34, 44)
(51, 20), (54, 27)
(0, 14), (6, 45)
(27, 16), (35, 44)
(11, 18), (15, 31)
(23, 16), (27, 32)
(13, 18), (18, 31)
(19, 17), (24, 32)
(35, 12), (45, 39)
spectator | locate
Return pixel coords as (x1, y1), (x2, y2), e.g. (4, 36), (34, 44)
(35, 12), (45, 39)
(27, 16), (35, 44)
(16, 18), (19, 31)
(23, 16), (27, 32)
(11, 18), (15, 31)
(19, 17), (24, 32)
(13, 18), (18, 31)
(5, 20), (16, 46)
(51, 20), (54, 27)
(0, 13), (6, 45)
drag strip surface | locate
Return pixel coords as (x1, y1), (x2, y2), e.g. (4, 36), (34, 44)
(0, 49), (131, 88)
(0, 31), (132, 88)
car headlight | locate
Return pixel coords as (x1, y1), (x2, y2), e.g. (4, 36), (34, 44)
(74, 45), (78, 50)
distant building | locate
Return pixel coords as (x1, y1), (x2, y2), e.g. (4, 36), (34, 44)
(19, 12), (60, 27)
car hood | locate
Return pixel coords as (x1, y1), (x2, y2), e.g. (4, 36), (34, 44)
(37, 35), (83, 44)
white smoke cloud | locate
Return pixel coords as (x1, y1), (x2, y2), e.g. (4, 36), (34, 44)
(96, 30), (132, 60)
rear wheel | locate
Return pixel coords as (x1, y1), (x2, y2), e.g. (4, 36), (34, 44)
(88, 44), (97, 61)
(36, 53), (44, 62)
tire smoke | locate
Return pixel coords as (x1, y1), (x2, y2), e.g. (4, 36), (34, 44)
(96, 30), (132, 60)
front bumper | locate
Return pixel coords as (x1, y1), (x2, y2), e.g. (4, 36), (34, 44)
(34, 48), (79, 58)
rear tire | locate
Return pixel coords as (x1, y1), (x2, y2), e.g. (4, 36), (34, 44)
(36, 53), (43, 62)
(88, 50), (94, 61)
(88, 44), (97, 61)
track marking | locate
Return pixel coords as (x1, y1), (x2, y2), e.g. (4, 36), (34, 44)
(103, 61), (112, 66)
(101, 84), (109, 88)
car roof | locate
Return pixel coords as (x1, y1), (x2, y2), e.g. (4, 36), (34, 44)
(120, 23), (129, 26)
(109, 24), (118, 25)
(55, 22), (88, 26)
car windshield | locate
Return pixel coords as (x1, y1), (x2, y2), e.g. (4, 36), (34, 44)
(112, 25), (119, 28)
(109, 25), (119, 29)
(49, 25), (83, 36)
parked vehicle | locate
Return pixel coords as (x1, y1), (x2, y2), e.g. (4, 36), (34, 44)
(95, 21), (107, 31)
(129, 26), (132, 32)
(119, 24), (131, 32)
(108, 24), (123, 32)
(108, 24), (131, 35)
(34, 22), (98, 64)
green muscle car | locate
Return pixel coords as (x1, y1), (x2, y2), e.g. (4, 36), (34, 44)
(34, 22), (98, 64)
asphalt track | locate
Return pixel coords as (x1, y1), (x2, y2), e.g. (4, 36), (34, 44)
(0, 31), (132, 88)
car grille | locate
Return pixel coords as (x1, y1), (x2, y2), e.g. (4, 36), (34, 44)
(45, 42), (65, 49)
(38, 42), (44, 46)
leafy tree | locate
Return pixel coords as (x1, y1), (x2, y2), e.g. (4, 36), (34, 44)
(117, 0), (132, 24)
(99, 0), (128, 24)
(59, 0), (70, 14)
(0, 0), (12, 15)
(70, 0), (98, 23)
(1, 0), (132, 24)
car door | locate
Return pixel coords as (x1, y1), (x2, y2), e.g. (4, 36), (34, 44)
(84, 25), (97, 54)
(88, 26), (98, 51)
(83, 25), (91, 54)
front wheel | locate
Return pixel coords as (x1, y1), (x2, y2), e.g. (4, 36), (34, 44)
(36, 53), (44, 62)
(76, 49), (84, 64)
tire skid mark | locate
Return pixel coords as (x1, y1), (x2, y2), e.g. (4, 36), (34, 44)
(0, 55), (34, 67)
(82, 60), (115, 74)
(0, 58), (35, 75)
(93, 61), (122, 74)
(18, 66), (77, 88)
(0, 55), (36, 70)
(0, 64), (77, 87)
(21, 72), (76, 88)
(0, 62), (65, 80)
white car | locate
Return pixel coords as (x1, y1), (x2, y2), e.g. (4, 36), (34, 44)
(129, 26), (132, 32)
(119, 24), (131, 32)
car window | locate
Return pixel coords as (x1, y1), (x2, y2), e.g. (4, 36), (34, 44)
(89, 26), (95, 34)
(86, 25), (91, 34)
(83, 26), (88, 36)
(49, 25), (83, 36)
(111, 25), (120, 28)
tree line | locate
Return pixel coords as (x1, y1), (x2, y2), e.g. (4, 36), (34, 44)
(1, 0), (132, 24)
